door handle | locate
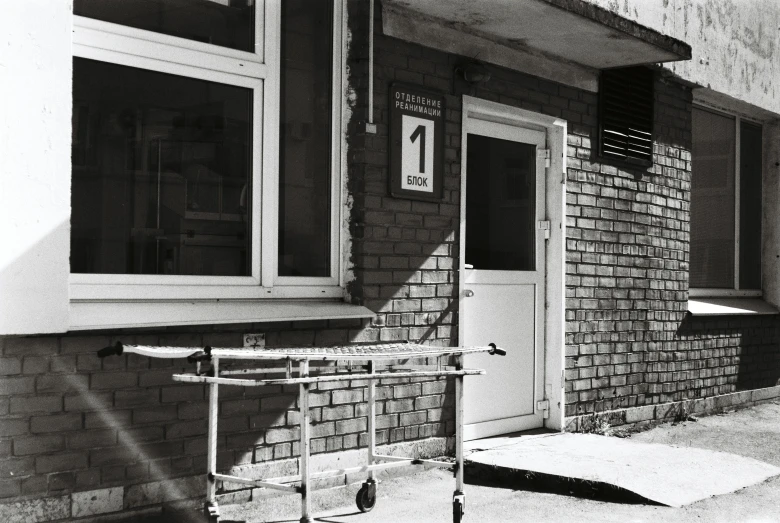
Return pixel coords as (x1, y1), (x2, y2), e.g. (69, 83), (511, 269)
(463, 289), (474, 298)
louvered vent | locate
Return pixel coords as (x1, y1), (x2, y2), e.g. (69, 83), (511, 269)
(598, 66), (654, 166)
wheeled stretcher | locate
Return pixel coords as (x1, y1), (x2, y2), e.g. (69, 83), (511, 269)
(98, 341), (506, 522)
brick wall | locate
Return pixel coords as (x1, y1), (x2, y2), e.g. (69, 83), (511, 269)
(346, 0), (459, 347)
(0, 3), (460, 507)
(0, 322), (456, 504)
(350, 6), (780, 423)
(2, 0), (780, 514)
(564, 77), (780, 418)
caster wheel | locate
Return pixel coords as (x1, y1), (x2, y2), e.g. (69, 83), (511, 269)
(356, 483), (377, 512)
(453, 499), (464, 523)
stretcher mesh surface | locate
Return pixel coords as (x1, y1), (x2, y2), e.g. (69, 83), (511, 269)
(121, 342), (497, 361)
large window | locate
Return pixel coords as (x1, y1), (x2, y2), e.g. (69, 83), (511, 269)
(690, 106), (762, 294)
(71, 0), (343, 303)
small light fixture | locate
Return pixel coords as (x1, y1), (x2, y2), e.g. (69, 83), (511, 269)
(458, 60), (491, 86)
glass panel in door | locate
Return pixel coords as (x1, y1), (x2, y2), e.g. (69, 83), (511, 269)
(466, 134), (536, 271)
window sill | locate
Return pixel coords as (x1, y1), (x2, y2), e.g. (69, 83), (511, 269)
(69, 299), (375, 331)
(687, 298), (779, 316)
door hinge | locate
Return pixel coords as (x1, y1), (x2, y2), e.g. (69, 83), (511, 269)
(537, 148), (551, 168)
(537, 220), (551, 240)
(536, 399), (550, 419)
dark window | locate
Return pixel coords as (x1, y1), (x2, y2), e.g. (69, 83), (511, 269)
(466, 134), (536, 271)
(690, 106), (762, 290)
(278, 0), (334, 277)
(74, 0), (255, 53)
(598, 66), (654, 167)
(72, 1), (338, 283)
(71, 58), (252, 276)
(739, 121), (763, 290)
(690, 108), (735, 288)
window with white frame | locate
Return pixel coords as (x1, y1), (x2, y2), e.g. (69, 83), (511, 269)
(690, 105), (763, 295)
(70, 0), (343, 303)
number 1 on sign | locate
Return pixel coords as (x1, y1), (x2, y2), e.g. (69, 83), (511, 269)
(401, 115), (433, 193)
(410, 125), (425, 173)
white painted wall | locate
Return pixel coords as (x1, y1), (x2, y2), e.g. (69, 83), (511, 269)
(0, 2), (72, 334)
(588, 0), (780, 115)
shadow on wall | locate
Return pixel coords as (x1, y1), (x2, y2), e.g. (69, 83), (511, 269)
(676, 313), (780, 393)
(17, 221), (462, 502)
(0, 218), (70, 334)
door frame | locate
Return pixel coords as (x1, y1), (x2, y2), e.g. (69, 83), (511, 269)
(459, 95), (567, 431)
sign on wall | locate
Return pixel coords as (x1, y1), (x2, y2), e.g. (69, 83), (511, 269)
(389, 84), (445, 201)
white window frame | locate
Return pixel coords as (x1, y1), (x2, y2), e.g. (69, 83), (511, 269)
(69, 1), (347, 305)
(690, 102), (763, 298)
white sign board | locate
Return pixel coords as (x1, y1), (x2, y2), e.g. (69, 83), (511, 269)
(401, 115), (435, 192)
(390, 84), (444, 201)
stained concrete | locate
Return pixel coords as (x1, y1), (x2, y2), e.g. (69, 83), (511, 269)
(72, 486), (124, 518)
(466, 432), (780, 507)
(587, 0), (780, 115)
(384, 0), (690, 69)
(0, 494), (69, 523)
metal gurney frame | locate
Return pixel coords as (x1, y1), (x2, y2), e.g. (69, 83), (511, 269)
(98, 341), (506, 523)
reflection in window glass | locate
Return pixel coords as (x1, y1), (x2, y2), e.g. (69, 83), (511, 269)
(74, 0), (255, 53)
(466, 134), (536, 271)
(278, 0), (333, 277)
(71, 57), (252, 276)
(690, 108), (736, 288)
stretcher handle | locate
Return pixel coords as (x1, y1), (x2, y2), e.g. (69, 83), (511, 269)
(97, 342), (124, 358)
(186, 346), (213, 363)
(488, 343), (506, 356)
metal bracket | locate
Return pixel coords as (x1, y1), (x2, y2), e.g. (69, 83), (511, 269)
(537, 148), (551, 168)
(537, 220), (551, 240)
(536, 399), (550, 419)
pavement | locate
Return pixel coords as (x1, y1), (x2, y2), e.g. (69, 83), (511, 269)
(199, 401), (780, 522)
(465, 432), (780, 507)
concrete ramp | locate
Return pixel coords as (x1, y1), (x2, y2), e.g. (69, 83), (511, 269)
(466, 433), (780, 507)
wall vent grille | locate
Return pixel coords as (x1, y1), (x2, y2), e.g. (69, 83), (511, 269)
(598, 66), (654, 167)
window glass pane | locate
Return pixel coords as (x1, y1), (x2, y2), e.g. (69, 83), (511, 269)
(739, 121), (762, 290)
(71, 57), (252, 276)
(690, 107), (735, 288)
(278, 0), (333, 277)
(74, 0), (255, 53)
(466, 134), (536, 271)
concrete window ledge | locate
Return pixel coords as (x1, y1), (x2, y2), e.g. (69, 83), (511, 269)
(69, 300), (375, 330)
(687, 298), (779, 316)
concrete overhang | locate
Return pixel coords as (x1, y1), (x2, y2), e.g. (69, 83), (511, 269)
(382, 0), (691, 91)
(384, 0), (691, 68)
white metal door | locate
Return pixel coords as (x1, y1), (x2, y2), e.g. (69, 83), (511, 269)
(461, 117), (547, 441)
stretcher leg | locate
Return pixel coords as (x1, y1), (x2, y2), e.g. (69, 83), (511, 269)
(453, 355), (465, 523)
(367, 360), (376, 480)
(357, 360), (377, 512)
(299, 360), (312, 523)
(205, 357), (220, 522)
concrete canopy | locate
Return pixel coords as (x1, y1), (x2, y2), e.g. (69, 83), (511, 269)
(383, 0), (691, 70)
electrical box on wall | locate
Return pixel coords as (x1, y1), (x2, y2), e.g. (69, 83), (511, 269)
(243, 333), (265, 347)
